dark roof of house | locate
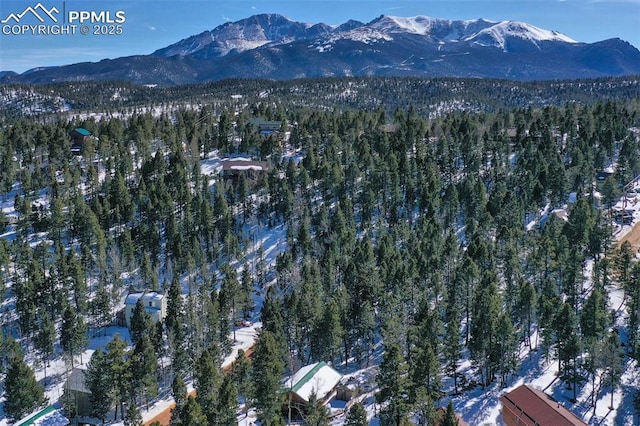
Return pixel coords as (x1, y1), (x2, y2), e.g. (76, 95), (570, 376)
(66, 367), (90, 394)
(72, 128), (91, 136)
(500, 385), (586, 426)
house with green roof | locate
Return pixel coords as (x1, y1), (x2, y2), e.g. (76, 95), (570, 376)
(282, 361), (343, 419)
(16, 405), (69, 426)
(70, 128), (91, 154)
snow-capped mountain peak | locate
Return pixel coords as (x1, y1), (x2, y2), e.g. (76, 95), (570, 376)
(7, 12), (638, 84)
(465, 20), (577, 50)
(153, 13), (329, 59)
(154, 13), (580, 59)
(367, 15), (443, 35)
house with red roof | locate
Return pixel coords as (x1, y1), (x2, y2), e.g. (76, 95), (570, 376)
(500, 384), (586, 426)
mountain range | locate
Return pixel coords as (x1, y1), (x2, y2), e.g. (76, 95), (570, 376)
(2, 13), (640, 85)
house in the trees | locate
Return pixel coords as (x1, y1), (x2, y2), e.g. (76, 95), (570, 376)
(221, 158), (269, 183)
(596, 170), (614, 181)
(282, 361), (343, 419)
(250, 117), (282, 135)
(65, 367), (93, 417)
(16, 405), (69, 426)
(124, 291), (167, 327)
(500, 384), (587, 426)
(69, 128), (92, 154)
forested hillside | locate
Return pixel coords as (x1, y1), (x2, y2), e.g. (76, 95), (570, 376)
(0, 78), (639, 425)
(2, 76), (640, 118)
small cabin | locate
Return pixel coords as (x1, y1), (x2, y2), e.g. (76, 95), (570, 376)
(124, 291), (167, 327)
(70, 128), (91, 154)
(250, 118), (282, 135)
(282, 361), (343, 419)
(221, 158), (269, 182)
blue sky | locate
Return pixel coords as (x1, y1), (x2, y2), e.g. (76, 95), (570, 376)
(1, 0), (639, 73)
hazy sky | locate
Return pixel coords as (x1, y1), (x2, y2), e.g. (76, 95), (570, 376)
(1, 0), (639, 73)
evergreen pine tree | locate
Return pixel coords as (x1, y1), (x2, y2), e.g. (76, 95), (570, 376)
(124, 403), (143, 426)
(414, 389), (437, 426)
(516, 280), (536, 350)
(195, 348), (222, 423)
(130, 334), (159, 408)
(345, 402), (368, 426)
(172, 373), (187, 410)
(555, 302), (581, 401)
(232, 349), (253, 417)
(216, 375), (238, 426)
(305, 391), (329, 426)
(581, 286), (608, 342)
(60, 304), (88, 367)
(441, 401), (459, 426)
(4, 351), (47, 421)
(130, 299), (153, 346)
(106, 333), (131, 421)
(410, 340), (440, 401)
(85, 348), (114, 422)
(239, 264), (255, 318)
(469, 271), (501, 387)
(33, 312), (56, 379)
(179, 396), (208, 426)
(376, 343), (411, 426)
(252, 330), (285, 426)
(61, 385), (78, 420)
(601, 329), (625, 409)
(219, 263), (239, 346)
(444, 304), (462, 395)
(495, 313), (518, 386)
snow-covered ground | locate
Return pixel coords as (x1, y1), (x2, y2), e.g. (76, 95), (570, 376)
(0, 147), (287, 425)
(2, 138), (640, 425)
(319, 183), (640, 426)
(442, 183), (640, 425)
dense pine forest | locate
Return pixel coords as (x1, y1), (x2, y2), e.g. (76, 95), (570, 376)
(0, 76), (640, 425)
(2, 76), (640, 118)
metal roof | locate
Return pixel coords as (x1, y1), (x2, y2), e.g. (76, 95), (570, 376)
(124, 291), (164, 305)
(73, 128), (91, 136)
(283, 361), (342, 403)
(500, 385), (586, 426)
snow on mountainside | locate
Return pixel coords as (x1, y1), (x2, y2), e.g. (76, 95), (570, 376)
(154, 13), (331, 58)
(366, 15), (494, 39)
(313, 14), (578, 54)
(466, 20), (577, 50)
(3, 13), (639, 84)
(155, 14), (578, 58)
(341, 15), (576, 47)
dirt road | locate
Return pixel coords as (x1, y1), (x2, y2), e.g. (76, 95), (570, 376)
(618, 220), (640, 250)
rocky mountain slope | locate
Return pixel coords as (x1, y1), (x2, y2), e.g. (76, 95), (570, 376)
(2, 14), (639, 84)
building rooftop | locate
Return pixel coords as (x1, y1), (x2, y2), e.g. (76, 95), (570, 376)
(66, 367), (90, 394)
(125, 291), (164, 305)
(73, 128), (91, 136)
(283, 361), (342, 403)
(500, 384), (586, 426)
(221, 159), (268, 172)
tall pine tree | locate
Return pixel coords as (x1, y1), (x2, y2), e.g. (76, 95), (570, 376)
(4, 350), (46, 421)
